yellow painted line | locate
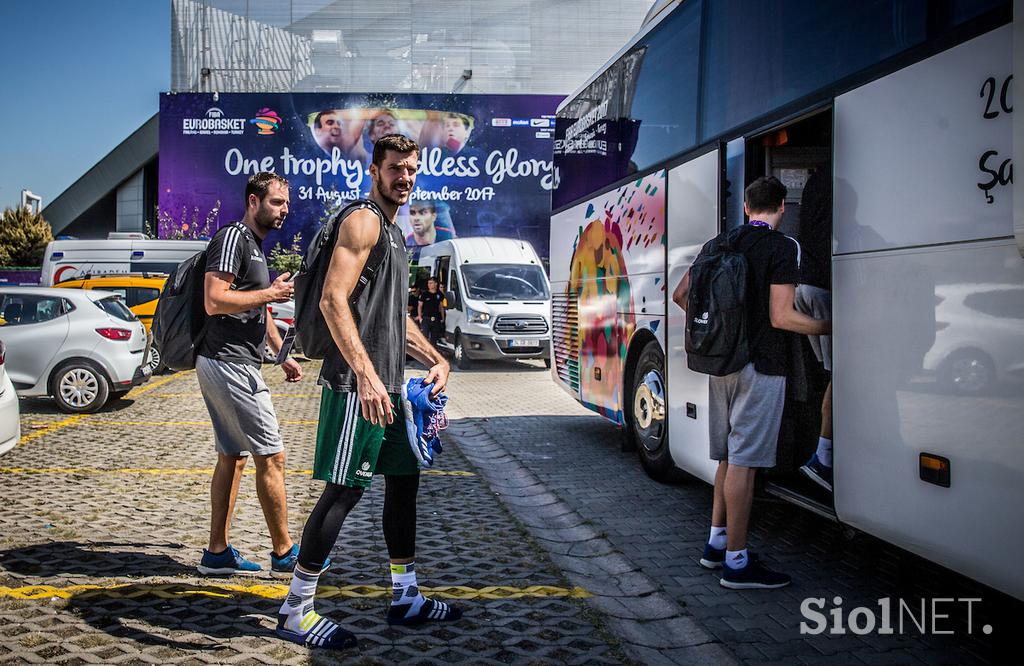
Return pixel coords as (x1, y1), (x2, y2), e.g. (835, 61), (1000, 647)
(16, 415), (86, 447)
(0, 583), (590, 601)
(16, 372), (191, 448)
(130, 371), (192, 397)
(90, 419), (320, 427)
(154, 392), (321, 399)
(0, 467), (475, 477)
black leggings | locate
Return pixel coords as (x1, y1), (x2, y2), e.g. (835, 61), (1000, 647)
(297, 474), (420, 571)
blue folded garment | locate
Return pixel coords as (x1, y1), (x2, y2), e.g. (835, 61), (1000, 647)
(401, 377), (449, 467)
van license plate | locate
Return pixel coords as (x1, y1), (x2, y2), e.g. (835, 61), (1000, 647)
(509, 339), (534, 347)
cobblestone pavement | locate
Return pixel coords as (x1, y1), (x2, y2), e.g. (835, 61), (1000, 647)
(440, 359), (1018, 666)
(0, 361), (631, 665)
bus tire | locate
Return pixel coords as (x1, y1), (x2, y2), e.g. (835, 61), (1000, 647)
(629, 341), (678, 483)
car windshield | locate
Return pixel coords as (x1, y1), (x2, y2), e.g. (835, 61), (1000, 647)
(94, 296), (137, 322)
(460, 264), (549, 300)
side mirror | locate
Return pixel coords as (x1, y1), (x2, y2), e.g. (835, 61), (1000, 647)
(445, 290), (458, 310)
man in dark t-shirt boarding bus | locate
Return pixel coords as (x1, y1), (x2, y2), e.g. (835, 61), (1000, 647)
(672, 176), (830, 590)
(196, 172), (309, 578)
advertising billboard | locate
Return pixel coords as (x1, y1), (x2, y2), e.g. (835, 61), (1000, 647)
(158, 93), (562, 259)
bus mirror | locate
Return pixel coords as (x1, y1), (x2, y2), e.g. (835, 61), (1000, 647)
(445, 290), (458, 310)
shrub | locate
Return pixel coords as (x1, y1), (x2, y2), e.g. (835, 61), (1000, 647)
(0, 207), (54, 266)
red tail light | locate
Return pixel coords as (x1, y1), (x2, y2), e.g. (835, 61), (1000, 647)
(96, 327), (132, 341)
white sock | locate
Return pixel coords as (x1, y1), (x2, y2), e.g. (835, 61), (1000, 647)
(709, 526), (727, 550)
(726, 549), (749, 570)
(390, 562), (425, 617)
(279, 566), (321, 634)
(816, 437), (833, 467)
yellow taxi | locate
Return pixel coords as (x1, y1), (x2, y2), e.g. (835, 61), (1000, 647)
(54, 274), (167, 331)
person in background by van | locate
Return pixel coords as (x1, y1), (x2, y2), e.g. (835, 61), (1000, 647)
(407, 284), (421, 318)
(417, 276), (446, 348)
(672, 176), (830, 590)
(196, 172), (307, 577)
(793, 168), (834, 493)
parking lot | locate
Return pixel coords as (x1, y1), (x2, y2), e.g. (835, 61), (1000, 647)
(0, 358), (1017, 664)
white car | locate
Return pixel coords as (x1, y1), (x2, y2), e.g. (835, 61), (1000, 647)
(0, 287), (151, 413)
(0, 340), (20, 455)
(264, 299), (299, 362)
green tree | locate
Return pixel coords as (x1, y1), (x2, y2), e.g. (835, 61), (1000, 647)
(269, 233), (303, 275)
(0, 207), (54, 266)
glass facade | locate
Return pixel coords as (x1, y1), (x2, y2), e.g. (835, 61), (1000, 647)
(171, 0), (657, 95)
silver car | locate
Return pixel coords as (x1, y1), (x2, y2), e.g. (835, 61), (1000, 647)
(0, 287), (151, 413)
(0, 340), (20, 455)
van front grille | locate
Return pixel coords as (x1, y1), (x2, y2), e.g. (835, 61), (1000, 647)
(493, 315), (548, 335)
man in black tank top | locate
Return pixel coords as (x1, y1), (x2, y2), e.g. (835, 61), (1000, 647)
(276, 135), (461, 651)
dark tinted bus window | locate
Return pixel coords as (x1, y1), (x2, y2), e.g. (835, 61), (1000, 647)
(553, 2), (701, 209)
(623, 0), (701, 174)
(701, 0), (927, 141)
(951, 0), (1008, 25)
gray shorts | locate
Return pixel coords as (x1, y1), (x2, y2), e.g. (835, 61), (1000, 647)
(196, 355), (284, 457)
(709, 363), (786, 468)
(795, 284), (832, 372)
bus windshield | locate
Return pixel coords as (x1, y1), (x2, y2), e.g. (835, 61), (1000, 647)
(460, 264), (549, 301)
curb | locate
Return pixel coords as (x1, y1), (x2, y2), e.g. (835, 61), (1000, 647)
(447, 418), (738, 665)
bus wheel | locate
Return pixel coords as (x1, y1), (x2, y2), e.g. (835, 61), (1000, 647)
(630, 341), (676, 483)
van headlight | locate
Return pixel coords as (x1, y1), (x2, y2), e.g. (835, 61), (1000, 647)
(467, 308), (491, 324)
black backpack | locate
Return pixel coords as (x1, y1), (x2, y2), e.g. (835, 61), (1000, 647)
(684, 226), (770, 376)
(151, 249), (209, 371)
(293, 199), (389, 359)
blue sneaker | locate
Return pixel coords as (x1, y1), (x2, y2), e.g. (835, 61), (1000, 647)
(720, 558), (791, 590)
(698, 543), (725, 569)
(401, 378), (449, 467)
(197, 545), (262, 576)
(800, 454), (834, 493)
(270, 544), (332, 578)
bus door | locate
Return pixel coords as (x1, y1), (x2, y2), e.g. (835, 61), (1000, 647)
(741, 108), (836, 515)
(666, 149), (721, 484)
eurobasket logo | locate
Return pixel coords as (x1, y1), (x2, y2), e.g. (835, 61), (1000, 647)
(250, 108), (282, 135)
(182, 107), (245, 135)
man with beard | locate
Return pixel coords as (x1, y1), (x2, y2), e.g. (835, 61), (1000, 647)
(196, 172), (306, 577)
(406, 200), (455, 246)
(276, 135), (460, 651)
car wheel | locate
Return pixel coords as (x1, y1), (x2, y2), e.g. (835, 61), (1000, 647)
(454, 331), (472, 370)
(942, 350), (995, 395)
(50, 362), (110, 414)
(629, 341), (678, 483)
(148, 344), (167, 374)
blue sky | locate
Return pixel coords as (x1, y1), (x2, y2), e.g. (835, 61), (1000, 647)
(0, 1), (170, 211)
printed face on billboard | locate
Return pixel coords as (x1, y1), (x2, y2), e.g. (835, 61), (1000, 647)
(159, 93), (560, 257)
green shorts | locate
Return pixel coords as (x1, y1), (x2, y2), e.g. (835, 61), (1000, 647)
(313, 387), (419, 487)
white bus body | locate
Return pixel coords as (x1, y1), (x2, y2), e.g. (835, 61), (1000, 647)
(41, 236), (208, 286)
(549, 1), (1022, 600)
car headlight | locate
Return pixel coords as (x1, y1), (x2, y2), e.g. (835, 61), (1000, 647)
(467, 308), (491, 324)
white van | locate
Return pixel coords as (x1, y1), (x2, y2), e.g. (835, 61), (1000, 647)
(415, 238), (551, 369)
(41, 233), (208, 286)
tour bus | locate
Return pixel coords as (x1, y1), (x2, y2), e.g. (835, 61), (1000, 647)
(41, 233), (208, 286)
(549, 0), (1022, 600)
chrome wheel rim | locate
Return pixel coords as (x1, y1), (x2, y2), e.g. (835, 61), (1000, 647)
(59, 369), (99, 408)
(633, 369), (665, 452)
(951, 357), (989, 393)
(149, 345), (162, 372)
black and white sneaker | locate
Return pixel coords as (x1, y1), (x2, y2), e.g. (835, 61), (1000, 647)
(387, 598), (463, 626)
(720, 559), (791, 589)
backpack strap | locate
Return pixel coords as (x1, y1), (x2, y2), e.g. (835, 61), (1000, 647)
(344, 199), (390, 304)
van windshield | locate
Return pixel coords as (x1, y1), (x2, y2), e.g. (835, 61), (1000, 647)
(460, 264), (549, 300)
